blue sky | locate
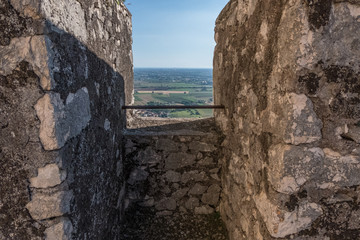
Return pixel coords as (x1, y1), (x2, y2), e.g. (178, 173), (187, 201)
(126, 0), (229, 68)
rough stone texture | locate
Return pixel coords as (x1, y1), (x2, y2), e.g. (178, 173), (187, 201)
(1, 0), (132, 239)
(0, 36), (54, 90)
(30, 164), (65, 188)
(118, 205), (229, 239)
(189, 183), (208, 195)
(202, 184), (221, 206)
(214, 0), (360, 239)
(319, 148), (360, 188)
(44, 218), (73, 240)
(35, 88), (91, 150)
(155, 198), (177, 211)
(164, 170), (181, 183)
(26, 191), (73, 220)
(165, 152), (196, 170)
(254, 192), (323, 238)
(8, 0), (133, 104)
(0, 0), (43, 45)
(0, 60), (53, 239)
(268, 145), (324, 194)
(124, 118), (224, 216)
(195, 205), (215, 215)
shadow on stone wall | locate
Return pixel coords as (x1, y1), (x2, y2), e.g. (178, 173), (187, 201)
(121, 117), (227, 238)
(123, 118), (224, 213)
(1, 16), (127, 239)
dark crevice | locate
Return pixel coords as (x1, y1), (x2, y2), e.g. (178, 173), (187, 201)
(304, 0), (332, 31)
(298, 73), (321, 95)
(1, 122), (9, 129)
(340, 134), (356, 142)
(285, 194), (299, 211)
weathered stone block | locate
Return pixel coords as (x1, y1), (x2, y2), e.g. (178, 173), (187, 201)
(172, 188), (189, 200)
(127, 167), (149, 185)
(165, 152), (196, 170)
(189, 142), (216, 152)
(0, 36), (53, 90)
(134, 147), (162, 165)
(228, 155), (247, 185)
(197, 157), (215, 166)
(189, 183), (208, 195)
(156, 139), (178, 152)
(35, 88), (91, 150)
(164, 170), (181, 183)
(211, 174), (221, 181)
(201, 192), (220, 206)
(181, 171), (208, 183)
(201, 184), (221, 206)
(41, 0), (88, 42)
(317, 148), (360, 189)
(155, 198), (177, 211)
(26, 191), (73, 220)
(279, 93), (322, 145)
(254, 192), (322, 238)
(30, 164), (65, 188)
(194, 205), (214, 215)
(44, 218), (73, 240)
(185, 197), (200, 210)
(268, 145), (324, 194)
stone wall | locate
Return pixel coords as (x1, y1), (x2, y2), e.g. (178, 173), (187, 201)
(214, 0), (360, 239)
(124, 118), (223, 216)
(0, 0), (132, 239)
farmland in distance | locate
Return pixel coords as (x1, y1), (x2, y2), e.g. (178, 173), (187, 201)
(133, 68), (213, 118)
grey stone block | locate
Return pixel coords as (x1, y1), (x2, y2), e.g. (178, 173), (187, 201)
(165, 152), (196, 170)
(189, 184), (208, 195)
(185, 197), (200, 210)
(155, 198), (177, 211)
(194, 205), (214, 215)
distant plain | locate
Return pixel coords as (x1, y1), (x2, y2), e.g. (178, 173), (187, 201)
(134, 68), (213, 118)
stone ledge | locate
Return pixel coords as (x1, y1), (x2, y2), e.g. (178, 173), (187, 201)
(124, 117), (220, 136)
(123, 129), (214, 136)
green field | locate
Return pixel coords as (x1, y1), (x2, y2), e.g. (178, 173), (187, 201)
(136, 82), (210, 90)
(134, 83), (214, 118)
(133, 68), (214, 118)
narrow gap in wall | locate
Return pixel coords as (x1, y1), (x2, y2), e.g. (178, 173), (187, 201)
(126, 0), (227, 120)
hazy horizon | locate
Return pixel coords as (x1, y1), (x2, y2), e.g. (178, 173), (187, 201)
(134, 66), (215, 69)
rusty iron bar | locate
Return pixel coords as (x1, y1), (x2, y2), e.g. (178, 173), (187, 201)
(122, 105), (225, 110)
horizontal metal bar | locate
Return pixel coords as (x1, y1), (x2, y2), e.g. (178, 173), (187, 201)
(122, 105), (225, 110)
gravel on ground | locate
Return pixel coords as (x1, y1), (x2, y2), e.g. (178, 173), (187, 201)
(118, 206), (229, 240)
